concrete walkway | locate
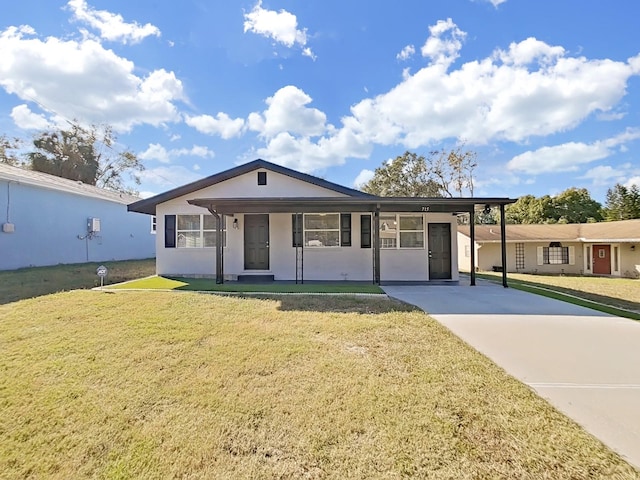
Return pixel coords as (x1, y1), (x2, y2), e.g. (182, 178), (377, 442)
(382, 281), (640, 469)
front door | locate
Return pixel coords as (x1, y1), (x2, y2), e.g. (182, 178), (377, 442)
(428, 223), (452, 280)
(592, 244), (611, 275)
(244, 214), (270, 270)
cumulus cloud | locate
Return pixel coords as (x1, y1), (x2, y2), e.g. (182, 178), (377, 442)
(67, 0), (160, 44)
(507, 129), (640, 174)
(185, 113), (245, 139)
(340, 19), (640, 148)
(139, 143), (215, 163)
(0, 25), (184, 131)
(397, 45), (415, 61)
(10, 104), (50, 130)
(243, 0), (314, 59)
(248, 85), (327, 138)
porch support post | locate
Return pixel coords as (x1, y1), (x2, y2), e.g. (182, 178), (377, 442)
(500, 203), (508, 288)
(208, 207), (224, 284)
(469, 208), (476, 286)
(373, 206), (381, 285)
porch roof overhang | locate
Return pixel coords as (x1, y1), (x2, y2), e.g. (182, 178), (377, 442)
(187, 196), (515, 214)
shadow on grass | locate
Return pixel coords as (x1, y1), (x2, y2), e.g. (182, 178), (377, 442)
(247, 294), (421, 314)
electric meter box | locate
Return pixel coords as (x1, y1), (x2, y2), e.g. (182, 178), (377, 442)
(88, 217), (101, 233)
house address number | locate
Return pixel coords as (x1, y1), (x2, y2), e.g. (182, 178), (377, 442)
(421, 206), (430, 212)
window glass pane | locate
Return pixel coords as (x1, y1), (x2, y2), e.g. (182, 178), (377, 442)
(304, 214), (339, 230)
(203, 215), (216, 230)
(305, 231), (340, 247)
(381, 238), (397, 249)
(379, 215), (397, 233)
(399, 216), (423, 230)
(178, 215), (200, 230)
(400, 231), (424, 248)
(177, 232), (201, 248)
(203, 231), (216, 247)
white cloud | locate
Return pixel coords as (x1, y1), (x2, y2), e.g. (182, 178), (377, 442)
(625, 176), (640, 189)
(243, 0), (314, 58)
(10, 104), (50, 130)
(0, 26), (184, 132)
(184, 113), (245, 139)
(487, 0), (507, 7)
(420, 18), (466, 67)
(353, 169), (375, 188)
(397, 45), (415, 61)
(138, 165), (202, 191)
(67, 0), (160, 44)
(341, 19), (640, 148)
(507, 129), (640, 174)
(139, 143), (215, 163)
(249, 85), (327, 138)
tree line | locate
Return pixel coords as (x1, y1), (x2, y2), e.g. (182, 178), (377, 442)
(1, 124), (143, 195)
(362, 151), (640, 223)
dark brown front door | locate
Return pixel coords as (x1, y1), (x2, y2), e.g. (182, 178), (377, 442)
(244, 214), (270, 270)
(428, 223), (452, 280)
(593, 244), (611, 275)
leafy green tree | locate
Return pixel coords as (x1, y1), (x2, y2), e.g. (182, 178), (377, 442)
(551, 187), (603, 223)
(604, 183), (640, 220)
(506, 188), (602, 224)
(27, 124), (143, 194)
(362, 147), (477, 198)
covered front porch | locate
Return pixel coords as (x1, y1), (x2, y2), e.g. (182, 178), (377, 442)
(187, 196), (514, 287)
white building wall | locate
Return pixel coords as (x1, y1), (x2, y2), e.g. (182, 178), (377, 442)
(154, 170), (460, 281)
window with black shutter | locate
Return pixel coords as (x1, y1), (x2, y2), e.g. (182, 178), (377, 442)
(292, 213), (303, 247)
(360, 215), (371, 248)
(340, 214), (352, 246)
(165, 215), (176, 248)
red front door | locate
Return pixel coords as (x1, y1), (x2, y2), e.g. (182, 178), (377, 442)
(593, 245), (611, 275)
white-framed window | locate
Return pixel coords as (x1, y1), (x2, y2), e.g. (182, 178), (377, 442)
(304, 213), (340, 247)
(537, 243), (574, 265)
(379, 214), (424, 249)
(176, 214), (226, 248)
(151, 216), (157, 234)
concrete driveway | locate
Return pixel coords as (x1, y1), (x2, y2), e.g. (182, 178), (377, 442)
(382, 281), (640, 469)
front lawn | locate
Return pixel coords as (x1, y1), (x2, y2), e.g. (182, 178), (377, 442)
(0, 258), (155, 304)
(0, 291), (636, 479)
(110, 275), (384, 294)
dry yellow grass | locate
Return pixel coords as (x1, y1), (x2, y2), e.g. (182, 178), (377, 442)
(0, 291), (637, 479)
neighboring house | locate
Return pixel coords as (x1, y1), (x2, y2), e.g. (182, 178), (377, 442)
(129, 159), (513, 284)
(0, 163), (155, 271)
(458, 220), (640, 278)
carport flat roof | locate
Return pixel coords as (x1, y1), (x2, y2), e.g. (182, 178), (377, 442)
(187, 196), (515, 214)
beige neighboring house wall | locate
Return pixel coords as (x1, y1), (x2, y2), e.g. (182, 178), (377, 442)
(458, 220), (640, 278)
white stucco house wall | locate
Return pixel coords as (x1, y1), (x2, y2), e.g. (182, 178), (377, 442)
(0, 163), (155, 271)
(129, 159), (513, 284)
(458, 221), (640, 278)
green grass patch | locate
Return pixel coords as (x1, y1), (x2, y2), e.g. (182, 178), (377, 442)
(475, 272), (640, 321)
(0, 291), (636, 478)
(111, 275), (385, 294)
(0, 259), (156, 305)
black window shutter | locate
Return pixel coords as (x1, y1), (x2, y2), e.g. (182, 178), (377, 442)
(292, 214), (303, 247)
(340, 213), (352, 246)
(165, 215), (176, 248)
(258, 171), (267, 185)
(360, 215), (371, 248)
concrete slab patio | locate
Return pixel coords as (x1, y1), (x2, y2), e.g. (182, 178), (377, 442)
(382, 281), (640, 470)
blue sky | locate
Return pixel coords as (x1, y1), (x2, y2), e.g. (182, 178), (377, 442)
(1, 0), (639, 202)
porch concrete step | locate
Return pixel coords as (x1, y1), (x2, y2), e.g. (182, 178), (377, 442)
(237, 274), (275, 283)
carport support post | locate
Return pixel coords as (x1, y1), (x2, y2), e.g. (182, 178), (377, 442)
(469, 209), (476, 286)
(208, 208), (224, 284)
(373, 207), (381, 285)
(500, 203), (508, 288)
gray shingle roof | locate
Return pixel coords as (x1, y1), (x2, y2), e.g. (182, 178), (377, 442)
(459, 220), (640, 243)
(0, 163), (141, 205)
